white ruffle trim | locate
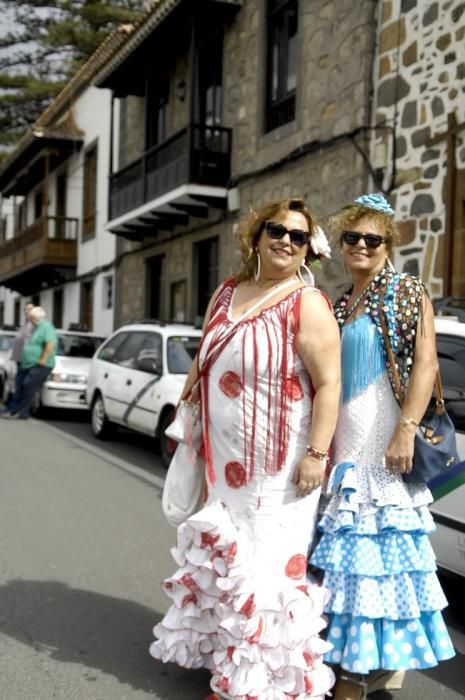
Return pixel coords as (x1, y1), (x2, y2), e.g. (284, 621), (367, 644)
(324, 461), (432, 516)
(150, 500), (335, 699)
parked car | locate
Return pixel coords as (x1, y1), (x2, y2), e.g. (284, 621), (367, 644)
(2, 330), (105, 412)
(433, 296), (465, 322)
(430, 316), (465, 581)
(0, 330), (16, 398)
(85, 322), (202, 466)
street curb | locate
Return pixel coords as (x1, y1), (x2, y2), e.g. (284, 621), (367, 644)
(33, 419), (166, 492)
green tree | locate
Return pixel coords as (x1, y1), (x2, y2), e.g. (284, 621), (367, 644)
(0, 0), (144, 156)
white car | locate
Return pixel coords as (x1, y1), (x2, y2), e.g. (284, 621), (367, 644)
(429, 317), (465, 580)
(0, 330), (16, 398)
(3, 330), (105, 412)
(85, 322), (202, 465)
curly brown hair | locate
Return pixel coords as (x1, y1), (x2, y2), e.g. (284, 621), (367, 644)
(235, 197), (319, 282)
(329, 204), (400, 254)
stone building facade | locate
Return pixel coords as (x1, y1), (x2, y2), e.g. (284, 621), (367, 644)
(372, 0), (465, 297)
(96, 0), (378, 327)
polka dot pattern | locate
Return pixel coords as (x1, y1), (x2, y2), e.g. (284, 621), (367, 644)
(325, 612), (455, 672)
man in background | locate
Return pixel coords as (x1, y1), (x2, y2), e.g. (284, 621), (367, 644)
(2, 306), (57, 420)
(2, 301), (34, 414)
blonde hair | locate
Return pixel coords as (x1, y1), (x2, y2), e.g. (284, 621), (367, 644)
(235, 197), (318, 282)
(330, 205), (400, 254)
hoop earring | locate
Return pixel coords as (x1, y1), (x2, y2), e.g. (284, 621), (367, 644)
(386, 256), (396, 272)
(297, 262), (315, 286)
(254, 249), (261, 282)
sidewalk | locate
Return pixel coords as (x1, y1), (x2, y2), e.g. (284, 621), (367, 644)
(0, 418), (210, 700)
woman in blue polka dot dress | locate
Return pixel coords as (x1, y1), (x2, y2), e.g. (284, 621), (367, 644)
(310, 194), (455, 700)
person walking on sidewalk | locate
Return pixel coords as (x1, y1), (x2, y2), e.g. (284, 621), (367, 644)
(2, 307), (57, 420)
(2, 301), (34, 414)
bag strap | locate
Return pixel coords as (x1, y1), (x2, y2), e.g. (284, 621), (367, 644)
(379, 307), (445, 416)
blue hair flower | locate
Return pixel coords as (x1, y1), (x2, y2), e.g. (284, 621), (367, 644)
(354, 193), (395, 216)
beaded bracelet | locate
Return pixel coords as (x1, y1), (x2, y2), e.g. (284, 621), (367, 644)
(306, 445), (327, 460)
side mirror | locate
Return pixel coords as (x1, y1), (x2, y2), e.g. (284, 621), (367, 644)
(137, 354), (162, 375)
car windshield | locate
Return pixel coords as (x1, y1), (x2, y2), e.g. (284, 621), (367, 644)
(0, 335), (13, 352)
(167, 335), (200, 374)
(57, 334), (105, 358)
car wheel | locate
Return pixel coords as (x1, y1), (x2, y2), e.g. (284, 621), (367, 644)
(159, 407), (177, 468)
(91, 393), (112, 439)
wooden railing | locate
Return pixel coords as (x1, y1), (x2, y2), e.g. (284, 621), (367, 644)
(109, 123), (232, 221)
(0, 215), (78, 284)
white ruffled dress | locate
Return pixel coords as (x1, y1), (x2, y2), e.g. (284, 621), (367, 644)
(310, 314), (455, 673)
(150, 280), (335, 699)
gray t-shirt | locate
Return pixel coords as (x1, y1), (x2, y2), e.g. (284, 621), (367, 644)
(11, 321), (33, 363)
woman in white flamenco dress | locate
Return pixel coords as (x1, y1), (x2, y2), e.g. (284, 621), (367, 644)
(150, 199), (341, 699)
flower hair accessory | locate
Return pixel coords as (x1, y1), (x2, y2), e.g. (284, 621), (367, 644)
(310, 225), (332, 259)
(353, 192), (395, 216)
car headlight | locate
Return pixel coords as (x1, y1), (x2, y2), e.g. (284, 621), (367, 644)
(50, 372), (87, 384)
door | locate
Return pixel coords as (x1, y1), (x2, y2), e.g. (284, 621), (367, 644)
(124, 331), (164, 434)
(103, 331), (148, 423)
(80, 281), (93, 331)
(146, 255), (165, 320)
(196, 237), (219, 318)
(53, 289), (64, 329)
(56, 172), (67, 239)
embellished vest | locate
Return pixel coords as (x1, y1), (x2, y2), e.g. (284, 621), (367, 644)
(334, 268), (426, 404)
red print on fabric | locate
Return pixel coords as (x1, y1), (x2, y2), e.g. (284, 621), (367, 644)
(217, 676), (230, 693)
(225, 461), (247, 488)
(201, 532), (220, 549)
(303, 651), (314, 667)
(219, 371), (243, 398)
(181, 593), (198, 607)
(239, 594), (256, 618)
(246, 617), (264, 644)
(284, 553), (307, 579)
(284, 375), (304, 401)
(304, 675), (314, 694)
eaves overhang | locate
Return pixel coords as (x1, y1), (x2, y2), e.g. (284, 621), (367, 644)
(0, 129), (83, 196)
(94, 0), (242, 92)
(107, 183), (228, 240)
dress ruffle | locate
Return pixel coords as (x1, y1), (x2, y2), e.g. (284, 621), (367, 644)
(151, 501), (335, 699)
(311, 459), (455, 672)
(325, 612), (455, 673)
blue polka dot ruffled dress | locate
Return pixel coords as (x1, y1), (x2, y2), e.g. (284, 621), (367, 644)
(310, 314), (455, 673)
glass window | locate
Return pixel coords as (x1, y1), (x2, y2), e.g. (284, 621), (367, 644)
(265, 0), (298, 133)
(167, 335), (200, 374)
(135, 332), (163, 374)
(0, 334), (13, 352)
(112, 332), (148, 368)
(57, 333), (105, 359)
(98, 331), (130, 362)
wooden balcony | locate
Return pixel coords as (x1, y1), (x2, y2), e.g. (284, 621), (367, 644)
(109, 123), (232, 224)
(0, 216), (78, 295)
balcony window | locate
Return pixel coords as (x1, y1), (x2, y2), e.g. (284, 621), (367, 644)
(82, 143), (98, 240)
(146, 76), (169, 149)
(265, 0), (298, 133)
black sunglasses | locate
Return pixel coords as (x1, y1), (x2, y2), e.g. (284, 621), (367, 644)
(341, 230), (387, 249)
(265, 221), (310, 248)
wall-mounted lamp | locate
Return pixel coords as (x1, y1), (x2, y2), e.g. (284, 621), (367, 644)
(175, 81), (186, 102)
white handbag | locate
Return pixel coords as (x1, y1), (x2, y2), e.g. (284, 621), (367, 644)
(164, 399), (202, 448)
(162, 442), (205, 527)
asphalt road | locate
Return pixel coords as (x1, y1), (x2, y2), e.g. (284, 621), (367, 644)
(1, 409), (464, 699)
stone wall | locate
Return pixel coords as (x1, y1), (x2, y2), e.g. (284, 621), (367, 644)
(373, 0), (465, 296)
